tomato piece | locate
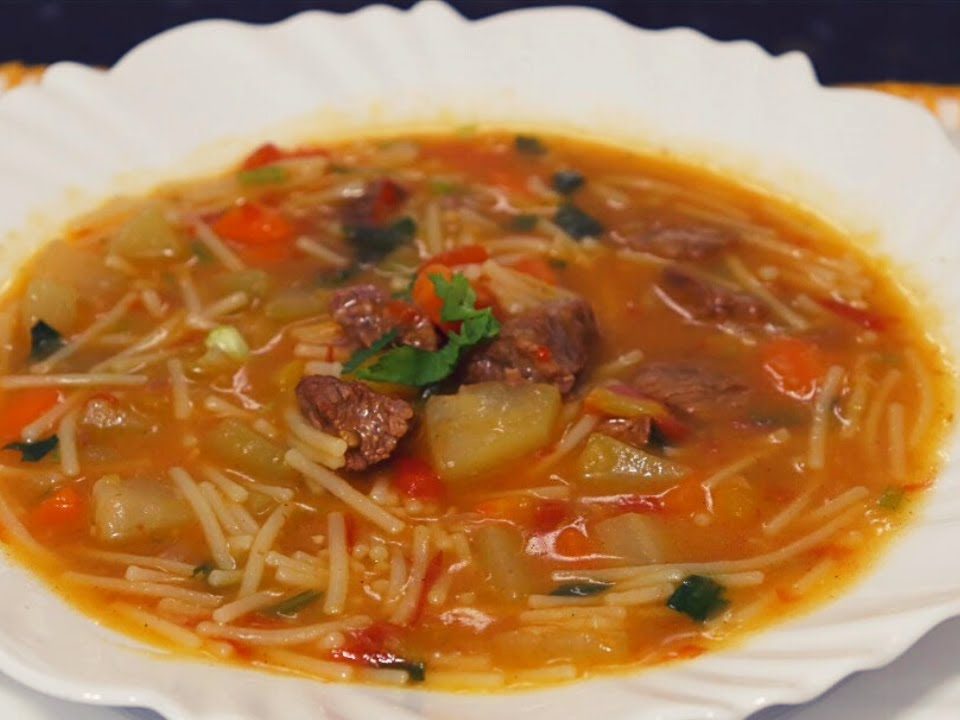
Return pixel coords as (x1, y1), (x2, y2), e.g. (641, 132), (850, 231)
(212, 202), (296, 247)
(509, 256), (558, 285)
(425, 245), (489, 268)
(818, 298), (890, 331)
(532, 499), (568, 532)
(368, 180), (407, 225)
(28, 485), (86, 533)
(412, 264), (454, 327)
(761, 337), (826, 401)
(392, 457), (444, 502)
(0, 388), (61, 442)
(240, 142), (327, 170)
(661, 481), (706, 517)
(553, 525), (594, 558)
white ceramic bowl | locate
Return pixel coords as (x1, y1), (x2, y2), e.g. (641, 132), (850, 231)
(1, 3), (959, 719)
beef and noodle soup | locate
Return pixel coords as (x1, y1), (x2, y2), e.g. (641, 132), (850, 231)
(0, 132), (950, 690)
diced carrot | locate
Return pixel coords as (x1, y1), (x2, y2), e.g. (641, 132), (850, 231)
(212, 202), (296, 247)
(818, 298), (891, 331)
(392, 457), (445, 502)
(0, 388), (61, 443)
(553, 525), (594, 558)
(509, 256), (558, 285)
(760, 337), (826, 401)
(240, 142), (327, 171)
(425, 244), (489, 268)
(28, 485), (86, 533)
(412, 263), (454, 327)
(661, 481), (706, 517)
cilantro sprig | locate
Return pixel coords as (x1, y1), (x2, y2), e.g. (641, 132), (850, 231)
(345, 273), (500, 387)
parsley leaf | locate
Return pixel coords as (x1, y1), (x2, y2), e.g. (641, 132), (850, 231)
(667, 575), (728, 623)
(237, 165), (289, 186)
(355, 273), (500, 387)
(515, 135), (547, 155)
(342, 329), (400, 375)
(30, 321), (65, 362)
(550, 581), (611, 597)
(4, 436), (58, 462)
(266, 590), (322, 619)
(552, 170), (585, 194)
(554, 203), (604, 240)
(344, 217), (417, 263)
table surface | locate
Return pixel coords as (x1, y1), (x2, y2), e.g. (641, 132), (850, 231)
(1, 64), (958, 720)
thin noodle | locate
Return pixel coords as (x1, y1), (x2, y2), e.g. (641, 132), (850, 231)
(176, 269), (203, 318)
(888, 403), (907, 480)
(283, 407), (348, 457)
(63, 573), (223, 607)
(112, 603), (203, 649)
(389, 525), (432, 625)
(529, 414), (599, 476)
(0, 491), (51, 559)
(199, 482), (242, 535)
(726, 255), (809, 330)
(294, 237), (351, 268)
(323, 512), (349, 615)
(124, 566), (186, 583)
(805, 486), (869, 525)
(195, 616), (369, 646)
(212, 590), (283, 623)
(864, 369), (902, 450)
(238, 503), (292, 597)
(905, 349), (935, 448)
(76, 549), (194, 576)
(22, 392), (87, 442)
(200, 466), (248, 503)
(192, 219), (245, 271)
(762, 479), (821, 536)
(140, 288), (166, 318)
(169, 467), (235, 571)
(842, 354), (876, 438)
(167, 358), (192, 420)
(58, 408), (80, 477)
(0, 373), (147, 389)
(807, 365), (845, 470)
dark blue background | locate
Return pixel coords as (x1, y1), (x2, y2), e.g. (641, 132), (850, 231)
(2, 1), (959, 85)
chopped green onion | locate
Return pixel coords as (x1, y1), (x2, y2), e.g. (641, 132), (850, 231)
(3, 435), (58, 463)
(204, 326), (250, 362)
(237, 166), (289, 186)
(667, 575), (728, 623)
(514, 135), (547, 155)
(554, 203), (604, 240)
(549, 581), (611, 597)
(552, 170), (585, 194)
(878, 486), (905, 511)
(266, 590), (322, 619)
(509, 214), (539, 232)
(29, 320), (64, 362)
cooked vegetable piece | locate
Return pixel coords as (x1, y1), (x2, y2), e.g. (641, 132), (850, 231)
(111, 205), (185, 260)
(218, 269), (271, 297)
(667, 575), (728, 622)
(4, 435), (58, 462)
(578, 433), (689, 484)
(878, 486), (905, 510)
(509, 214), (540, 232)
(264, 290), (330, 320)
(22, 278), (78, 334)
(473, 523), (537, 599)
(391, 457), (444, 501)
(202, 418), (296, 482)
(213, 202), (295, 246)
(28, 485), (87, 531)
(550, 580), (611, 597)
(29, 320), (65, 362)
(514, 135), (547, 155)
(594, 513), (666, 564)
(91, 474), (191, 543)
(0, 388), (60, 442)
(344, 217), (417, 263)
(266, 590), (322, 618)
(552, 170), (585, 194)
(493, 626), (628, 664)
(425, 382), (561, 482)
(238, 166), (289, 186)
(554, 203), (603, 240)
(761, 337), (825, 400)
(204, 326), (250, 362)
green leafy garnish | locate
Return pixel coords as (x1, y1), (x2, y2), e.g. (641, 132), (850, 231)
(342, 329), (400, 375)
(3, 435), (58, 463)
(350, 273), (500, 387)
(267, 590), (322, 618)
(430, 179), (459, 195)
(238, 165), (289, 186)
(552, 170), (585, 194)
(509, 214), (539, 232)
(344, 216), (417, 263)
(29, 320), (64, 362)
(192, 562), (214, 578)
(378, 659), (426, 683)
(667, 575), (728, 623)
(554, 203), (604, 240)
(550, 581), (611, 597)
(514, 135), (547, 155)
(878, 486), (905, 511)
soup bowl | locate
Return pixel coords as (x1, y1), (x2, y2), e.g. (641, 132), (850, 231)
(0, 2), (959, 719)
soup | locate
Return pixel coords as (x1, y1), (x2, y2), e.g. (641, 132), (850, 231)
(0, 132), (950, 690)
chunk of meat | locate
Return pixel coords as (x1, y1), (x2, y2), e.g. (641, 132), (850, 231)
(463, 297), (597, 394)
(341, 179), (408, 227)
(618, 220), (733, 261)
(628, 362), (749, 421)
(657, 266), (766, 325)
(596, 416), (652, 448)
(296, 375), (414, 471)
(331, 284), (439, 351)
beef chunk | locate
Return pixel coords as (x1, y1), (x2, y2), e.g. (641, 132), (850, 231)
(628, 362), (749, 421)
(340, 179), (408, 228)
(596, 416), (652, 448)
(331, 284), (438, 351)
(618, 220), (733, 261)
(296, 375), (413, 471)
(464, 297), (597, 395)
(657, 266), (766, 325)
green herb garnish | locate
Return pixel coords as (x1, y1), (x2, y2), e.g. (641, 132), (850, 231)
(379, 659), (426, 683)
(348, 273), (500, 387)
(514, 135), (546, 155)
(342, 329), (400, 375)
(550, 581), (611, 597)
(29, 320), (64, 362)
(267, 590), (322, 619)
(3, 435), (58, 463)
(192, 562), (214, 578)
(238, 165), (289, 186)
(430, 179), (459, 196)
(191, 241), (214, 264)
(509, 214), (539, 232)
(878, 486), (905, 511)
(552, 170), (585, 194)
(344, 216), (417, 263)
(554, 203), (604, 240)
(667, 575), (728, 623)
